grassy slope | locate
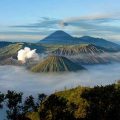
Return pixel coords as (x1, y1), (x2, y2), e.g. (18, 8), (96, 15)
(0, 43), (23, 60)
(26, 112), (40, 120)
(55, 86), (90, 119)
(27, 86), (89, 120)
(27, 83), (120, 120)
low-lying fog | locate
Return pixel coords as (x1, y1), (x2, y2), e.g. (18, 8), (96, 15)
(0, 63), (120, 96)
(0, 62), (120, 119)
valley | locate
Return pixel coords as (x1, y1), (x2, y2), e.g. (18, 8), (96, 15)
(0, 31), (120, 72)
(0, 31), (120, 120)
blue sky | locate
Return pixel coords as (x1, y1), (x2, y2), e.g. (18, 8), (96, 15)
(0, 0), (120, 42)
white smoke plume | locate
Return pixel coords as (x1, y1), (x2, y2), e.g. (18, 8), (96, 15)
(17, 47), (39, 63)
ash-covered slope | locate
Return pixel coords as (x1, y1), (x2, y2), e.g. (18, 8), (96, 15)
(31, 55), (86, 73)
(52, 44), (109, 64)
(53, 44), (105, 56)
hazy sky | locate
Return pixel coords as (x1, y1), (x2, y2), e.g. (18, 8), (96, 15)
(0, 0), (120, 42)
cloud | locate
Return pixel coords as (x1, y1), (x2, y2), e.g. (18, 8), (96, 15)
(61, 13), (120, 25)
(0, 13), (119, 42)
(58, 13), (120, 40)
(11, 17), (62, 29)
(17, 47), (39, 63)
(0, 34), (45, 42)
(0, 63), (120, 95)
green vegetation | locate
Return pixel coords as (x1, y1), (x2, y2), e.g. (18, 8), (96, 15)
(0, 42), (46, 61)
(0, 43), (22, 60)
(31, 55), (86, 72)
(0, 83), (119, 119)
(28, 83), (120, 120)
(0, 91), (47, 120)
(26, 112), (40, 120)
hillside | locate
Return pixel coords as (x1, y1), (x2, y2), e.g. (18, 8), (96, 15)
(27, 84), (120, 120)
(52, 44), (109, 64)
(78, 36), (120, 51)
(0, 43), (23, 60)
(31, 55), (86, 72)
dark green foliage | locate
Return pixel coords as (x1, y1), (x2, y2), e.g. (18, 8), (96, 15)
(39, 94), (75, 120)
(23, 94), (47, 114)
(0, 84), (120, 120)
(3, 91), (47, 120)
(37, 84), (120, 120)
(5, 90), (23, 120)
(16, 115), (31, 120)
(23, 95), (37, 113)
(81, 85), (120, 120)
(38, 93), (47, 104)
(0, 92), (5, 108)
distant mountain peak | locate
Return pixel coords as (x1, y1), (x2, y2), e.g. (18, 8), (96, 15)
(47, 30), (72, 37)
(39, 30), (74, 44)
(38, 31), (120, 51)
(53, 30), (69, 34)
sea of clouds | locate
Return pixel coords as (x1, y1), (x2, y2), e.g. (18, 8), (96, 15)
(0, 63), (119, 96)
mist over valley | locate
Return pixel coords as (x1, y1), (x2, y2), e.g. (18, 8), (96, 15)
(0, 62), (119, 96)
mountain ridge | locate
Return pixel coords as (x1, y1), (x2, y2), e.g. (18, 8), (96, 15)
(39, 30), (120, 51)
(52, 44), (109, 64)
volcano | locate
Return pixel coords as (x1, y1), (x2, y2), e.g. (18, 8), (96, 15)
(52, 44), (109, 64)
(39, 30), (76, 45)
(31, 55), (86, 73)
(39, 30), (120, 51)
(52, 44), (105, 56)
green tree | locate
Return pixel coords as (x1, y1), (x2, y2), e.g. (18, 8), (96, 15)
(0, 92), (5, 108)
(39, 94), (75, 120)
(5, 90), (23, 120)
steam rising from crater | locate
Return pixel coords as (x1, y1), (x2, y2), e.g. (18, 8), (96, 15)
(17, 47), (39, 63)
